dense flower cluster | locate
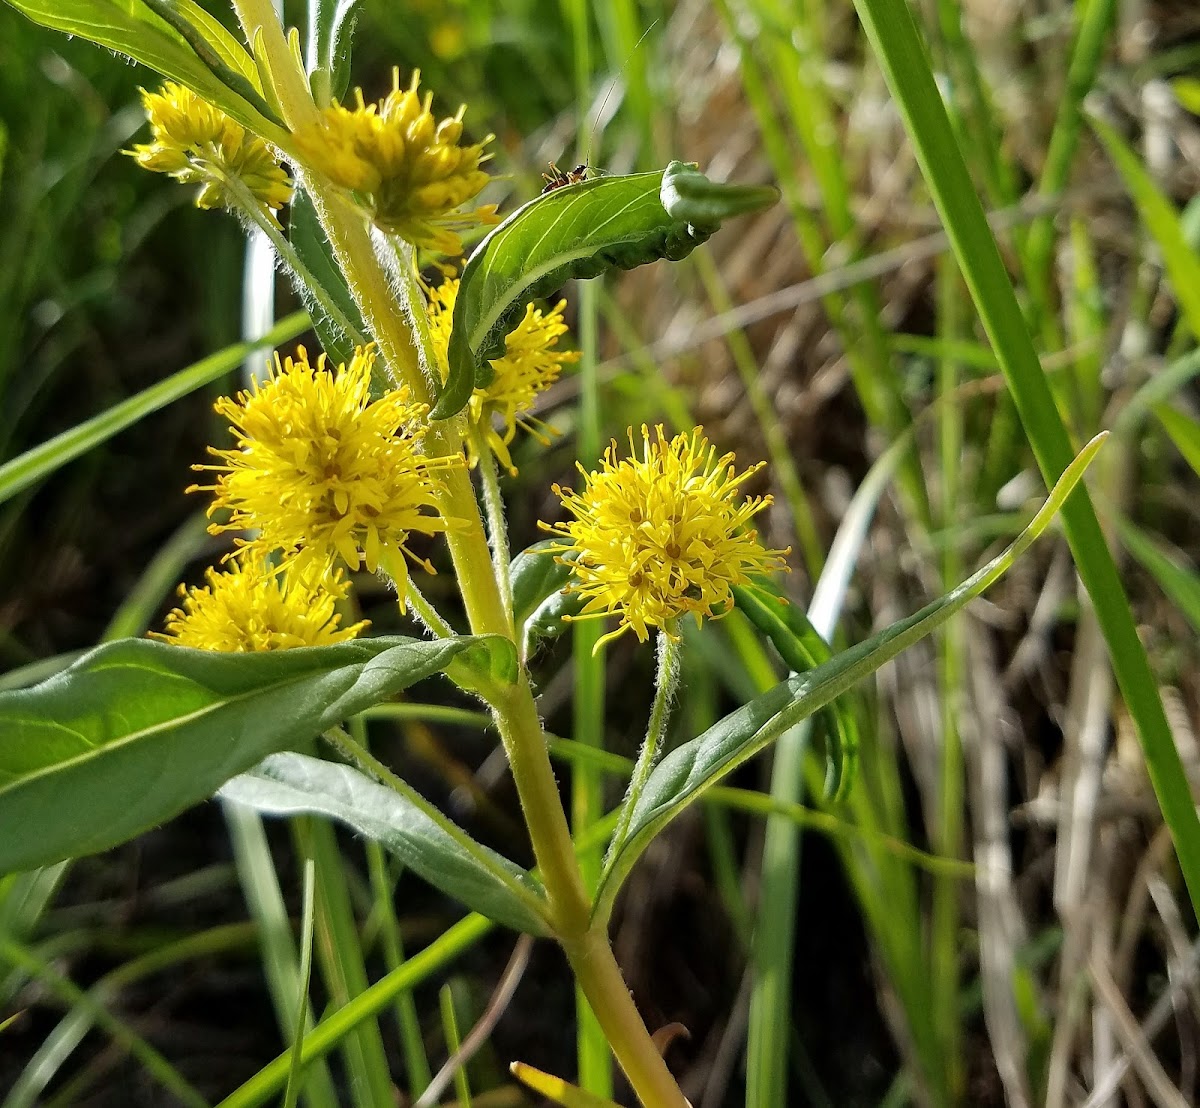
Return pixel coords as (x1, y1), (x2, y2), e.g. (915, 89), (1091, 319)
(128, 82), (293, 220)
(293, 69), (497, 253)
(542, 425), (788, 646)
(427, 277), (579, 473)
(191, 345), (457, 605)
(153, 558), (367, 652)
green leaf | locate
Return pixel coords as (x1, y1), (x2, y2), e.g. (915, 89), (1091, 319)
(1156, 403), (1200, 478)
(852, 0), (1200, 925)
(1091, 115), (1200, 337)
(0, 312), (308, 507)
(288, 192), (368, 371)
(732, 580), (860, 801)
(430, 160), (779, 419)
(3, 0), (288, 145)
(592, 434), (1106, 924)
(220, 754), (548, 935)
(1117, 518), (1200, 634)
(1172, 77), (1200, 115)
(306, 0), (359, 104)
(509, 539), (583, 658)
(0, 634), (513, 873)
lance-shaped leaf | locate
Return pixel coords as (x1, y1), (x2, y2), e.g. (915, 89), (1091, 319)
(221, 753), (548, 935)
(0, 634), (516, 873)
(5, 0), (288, 145)
(509, 539), (584, 659)
(733, 580), (860, 801)
(593, 434), (1106, 925)
(289, 191), (370, 373)
(430, 161), (779, 419)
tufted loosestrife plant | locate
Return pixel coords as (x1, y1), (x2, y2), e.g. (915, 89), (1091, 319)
(0, 3), (1106, 1106)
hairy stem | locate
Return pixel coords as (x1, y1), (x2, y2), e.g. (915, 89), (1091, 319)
(236, 7), (690, 1101)
(608, 629), (682, 859)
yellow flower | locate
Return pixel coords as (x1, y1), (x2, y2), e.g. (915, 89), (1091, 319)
(541, 425), (788, 646)
(192, 345), (458, 604)
(128, 82), (293, 220)
(292, 68), (498, 254)
(427, 277), (579, 473)
(152, 557), (367, 652)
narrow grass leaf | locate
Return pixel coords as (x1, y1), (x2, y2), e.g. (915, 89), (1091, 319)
(593, 434), (1105, 924)
(1156, 404), (1200, 477)
(216, 914), (495, 1108)
(510, 1062), (623, 1108)
(0, 312), (308, 506)
(433, 161), (778, 418)
(0, 634), (514, 872)
(1117, 518), (1200, 633)
(281, 857), (315, 1108)
(852, 0), (1200, 922)
(1091, 115), (1200, 336)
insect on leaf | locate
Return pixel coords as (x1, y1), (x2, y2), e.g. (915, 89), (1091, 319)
(430, 161), (779, 419)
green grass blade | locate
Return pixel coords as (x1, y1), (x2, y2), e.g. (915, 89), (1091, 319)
(746, 429), (908, 1107)
(1117, 518), (1200, 633)
(1156, 404), (1200, 477)
(1024, 0), (1119, 312)
(853, 0), (1200, 917)
(1091, 115), (1200, 336)
(0, 935), (208, 1108)
(282, 857), (317, 1108)
(215, 914), (495, 1108)
(0, 311), (307, 506)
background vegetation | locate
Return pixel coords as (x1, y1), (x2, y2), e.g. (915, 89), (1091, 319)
(3, 0), (1200, 1105)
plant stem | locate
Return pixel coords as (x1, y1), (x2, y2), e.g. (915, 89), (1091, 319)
(475, 437), (515, 634)
(608, 629), (681, 858)
(236, 6), (689, 1100)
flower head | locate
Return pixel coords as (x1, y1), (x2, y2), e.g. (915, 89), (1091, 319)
(541, 425), (788, 646)
(128, 82), (293, 221)
(427, 277), (579, 473)
(192, 345), (458, 603)
(152, 557), (367, 652)
(293, 69), (498, 254)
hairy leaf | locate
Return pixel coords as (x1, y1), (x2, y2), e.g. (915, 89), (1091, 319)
(288, 192), (368, 371)
(0, 635), (515, 872)
(4, 0), (288, 144)
(431, 161), (779, 419)
(509, 539), (583, 658)
(221, 753), (547, 935)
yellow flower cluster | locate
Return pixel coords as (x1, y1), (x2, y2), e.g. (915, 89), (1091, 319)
(427, 277), (579, 473)
(542, 426), (788, 646)
(128, 83), (293, 221)
(153, 558), (367, 652)
(191, 345), (457, 606)
(293, 69), (497, 254)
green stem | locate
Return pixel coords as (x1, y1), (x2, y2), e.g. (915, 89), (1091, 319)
(322, 726), (551, 929)
(229, 177), (368, 349)
(608, 629), (682, 859)
(475, 436), (515, 634)
(378, 547), (455, 638)
(236, 7), (689, 1101)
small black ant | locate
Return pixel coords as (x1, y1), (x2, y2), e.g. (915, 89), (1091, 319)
(541, 162), (592, 193)
(538, 21), (658, 196)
